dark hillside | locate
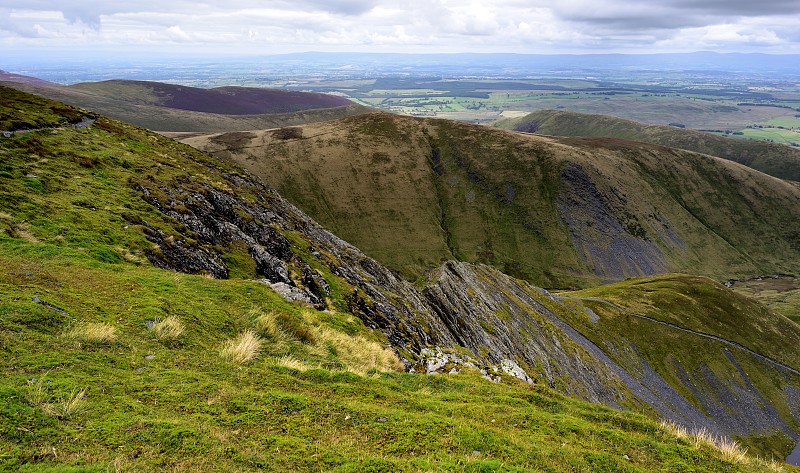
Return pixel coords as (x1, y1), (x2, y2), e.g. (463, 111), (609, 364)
(0, 70), (61, 87)
(64, 80), (352, 114)
(2, 79), (365, 132)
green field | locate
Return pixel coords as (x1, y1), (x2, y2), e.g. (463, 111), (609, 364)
(730, 277), (800, 325)
(278, 77), (800, 145)
(737, 127), (800, 146)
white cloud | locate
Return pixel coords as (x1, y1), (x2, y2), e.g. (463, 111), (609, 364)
(0, 0), (798, 53)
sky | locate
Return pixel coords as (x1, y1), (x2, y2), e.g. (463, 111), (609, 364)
(1, 0), (800, 56)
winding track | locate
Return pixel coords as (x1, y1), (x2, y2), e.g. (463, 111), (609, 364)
(1, 117), (95, 137)
(561, 295), (800, 377)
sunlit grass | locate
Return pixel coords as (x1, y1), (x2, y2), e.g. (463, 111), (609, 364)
(219, 330), (262, 364)
(66, 323), (117, 345)
(150, 315), (185, 343)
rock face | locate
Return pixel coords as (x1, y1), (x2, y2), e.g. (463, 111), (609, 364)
(130, 154), (800, 448)
(557, 164), (670, 281)
(422, 262), (627, 405)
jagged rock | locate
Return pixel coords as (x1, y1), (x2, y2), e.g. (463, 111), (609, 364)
(500, 359), (532, 384)
(257, 280), (316, 304)
(422, 261), (626, 405)
(419, 347), (477, 374)
(250, 244), (291, 284)
(130, 160), (800, 446)
(141, 223), (228, 279)
(301, 266), (329, 301)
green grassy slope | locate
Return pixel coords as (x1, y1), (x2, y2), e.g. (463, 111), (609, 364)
(1, 80), (369, 133)
(494, 109), (800, 181)
(3, 87), (788, 472)
(564, 275), (800, 459)
(0, 87), (91, 131)
(184, 112), (800, 288)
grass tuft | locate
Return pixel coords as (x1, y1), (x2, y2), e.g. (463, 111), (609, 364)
(150, 315), (185, 343)
(26, 379), (89, 420)
(271, 355), (314, 371)
(253, 309), (295, 353)
(25, 378), (49, 408)
(312, 326), (404, 375)
(275, 311), (316, 344)
(660, 421), (752, 466)
(254, 309), (280, 336)
(219, 330), (262, 364)
(66, 322), (117, 345)
(42, 388), (89, 420)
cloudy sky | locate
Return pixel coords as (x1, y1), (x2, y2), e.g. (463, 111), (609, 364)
(1, 0), (799, 56)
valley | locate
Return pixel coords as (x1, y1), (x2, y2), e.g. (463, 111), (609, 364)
(2, 76), (800, 472)
(182, 112), (800, 287)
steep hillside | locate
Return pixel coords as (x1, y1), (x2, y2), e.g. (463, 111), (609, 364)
(495, 109), (800, 181)
(183, 112), (800, 288)
(3, 86), (800, 468)
(2, 80), (368, 132)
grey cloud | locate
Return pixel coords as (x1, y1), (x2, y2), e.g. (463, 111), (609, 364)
(0, 0), (797, 53)
(563, 13), (710, 31)
(555, 0), (799, 33)
(670, 0), (800, 16)
(61, 8), (101, 29)
(295, 0), (378, 15)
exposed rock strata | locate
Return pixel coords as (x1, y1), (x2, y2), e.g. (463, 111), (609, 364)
(131, 165), (800, 445)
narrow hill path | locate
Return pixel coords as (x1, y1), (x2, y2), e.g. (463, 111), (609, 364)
(561, 296), (800, 377)
(1, 117), (95, 137)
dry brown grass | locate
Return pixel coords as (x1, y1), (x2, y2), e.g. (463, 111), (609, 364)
(271, 355), (314, 371)
(26, 379), (89, 420)
(311, 326), (404, 375)
(219, 330), (262, 364)
(150, 315), (185, 342)
(251, 308), (403, 374)
(657, 420), (782, 469)
(66, 323), (117, 345)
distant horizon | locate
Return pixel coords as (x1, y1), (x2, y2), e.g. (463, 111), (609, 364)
(4, 49), (800, 67)
(6, 48), (800, 88)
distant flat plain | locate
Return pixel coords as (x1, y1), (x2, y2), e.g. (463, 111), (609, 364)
(275, 77), (800, 147)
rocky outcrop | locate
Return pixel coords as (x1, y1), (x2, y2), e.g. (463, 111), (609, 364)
(130, 159), (800, 447)
(422, 262), (627, 405)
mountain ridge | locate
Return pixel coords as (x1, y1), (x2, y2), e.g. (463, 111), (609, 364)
(495, 109), (800, 181)
(1, 79), (368, 132)
(3, 85), (800, 468)
(183, 112), (800, 287)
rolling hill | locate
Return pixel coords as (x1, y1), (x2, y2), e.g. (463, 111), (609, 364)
(495, 109), (800, 182)
(183, 112), (800, 288)
(65, 80), (353, 115)
(0, 70), (61, 87)
(3, 86), (800, 469)
(2, 79), (368, 133)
